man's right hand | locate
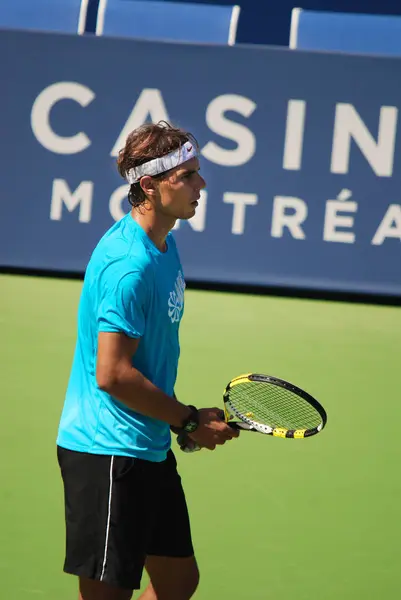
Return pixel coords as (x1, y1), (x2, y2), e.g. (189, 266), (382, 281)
(188, 407), (239, 450)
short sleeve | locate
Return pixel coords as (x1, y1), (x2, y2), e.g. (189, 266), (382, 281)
(97, 270), (148, 338)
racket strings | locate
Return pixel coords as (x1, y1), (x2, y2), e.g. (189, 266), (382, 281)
(228, 382), (322, 429)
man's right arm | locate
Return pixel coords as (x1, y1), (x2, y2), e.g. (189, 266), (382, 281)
(96, 331), (191, 428)
(96, 331), (239, 449)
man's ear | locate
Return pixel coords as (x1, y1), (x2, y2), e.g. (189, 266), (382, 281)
(139, 175), (158, 197)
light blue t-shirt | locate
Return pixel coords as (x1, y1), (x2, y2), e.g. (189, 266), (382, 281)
(57, 214), (185, 462)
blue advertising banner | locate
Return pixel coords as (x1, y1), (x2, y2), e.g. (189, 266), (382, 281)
(0, 29), (400, 295)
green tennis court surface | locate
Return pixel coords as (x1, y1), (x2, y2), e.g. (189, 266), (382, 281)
(1, 273), (400, 599)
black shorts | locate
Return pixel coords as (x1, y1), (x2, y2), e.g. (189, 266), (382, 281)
(57, 446), (194, 590)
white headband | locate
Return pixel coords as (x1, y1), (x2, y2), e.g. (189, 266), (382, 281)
(126, 142), (198, 184)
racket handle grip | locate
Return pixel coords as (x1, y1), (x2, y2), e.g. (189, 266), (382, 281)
(177, 431), (201, 453)
(228, 422), (255, 431)
(177, 421), (254, 453)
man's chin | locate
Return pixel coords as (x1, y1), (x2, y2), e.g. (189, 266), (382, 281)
(178, 207), (197, 220)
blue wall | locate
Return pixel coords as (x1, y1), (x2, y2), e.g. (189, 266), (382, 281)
(1, 29), (400, 296)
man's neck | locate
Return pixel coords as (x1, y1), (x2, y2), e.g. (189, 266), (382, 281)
(131, 207), (176, 252)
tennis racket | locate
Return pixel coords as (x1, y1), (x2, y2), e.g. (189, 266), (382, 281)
(177, 373), (327, 452)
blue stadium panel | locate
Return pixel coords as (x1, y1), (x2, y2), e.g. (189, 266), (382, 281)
(0, 0), (89, 34)
(96, 0), (241, 45)
(290, 8), (401, 57)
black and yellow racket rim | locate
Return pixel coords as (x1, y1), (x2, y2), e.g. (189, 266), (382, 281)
(224, 373), (327, 439)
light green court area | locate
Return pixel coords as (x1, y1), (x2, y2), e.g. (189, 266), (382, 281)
(1, 273), (400, 599)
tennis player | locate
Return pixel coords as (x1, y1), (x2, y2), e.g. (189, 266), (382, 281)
(56, 121), (239, 600)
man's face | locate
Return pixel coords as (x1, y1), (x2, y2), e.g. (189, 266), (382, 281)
(156, 157), (206, 220)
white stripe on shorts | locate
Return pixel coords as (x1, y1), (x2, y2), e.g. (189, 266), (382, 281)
(100, 456), (114, 581)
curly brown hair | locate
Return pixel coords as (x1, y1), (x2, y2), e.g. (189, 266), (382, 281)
(116, 121), (199, 207)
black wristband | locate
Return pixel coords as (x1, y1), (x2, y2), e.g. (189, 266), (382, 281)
(181, 405), (199, 434)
